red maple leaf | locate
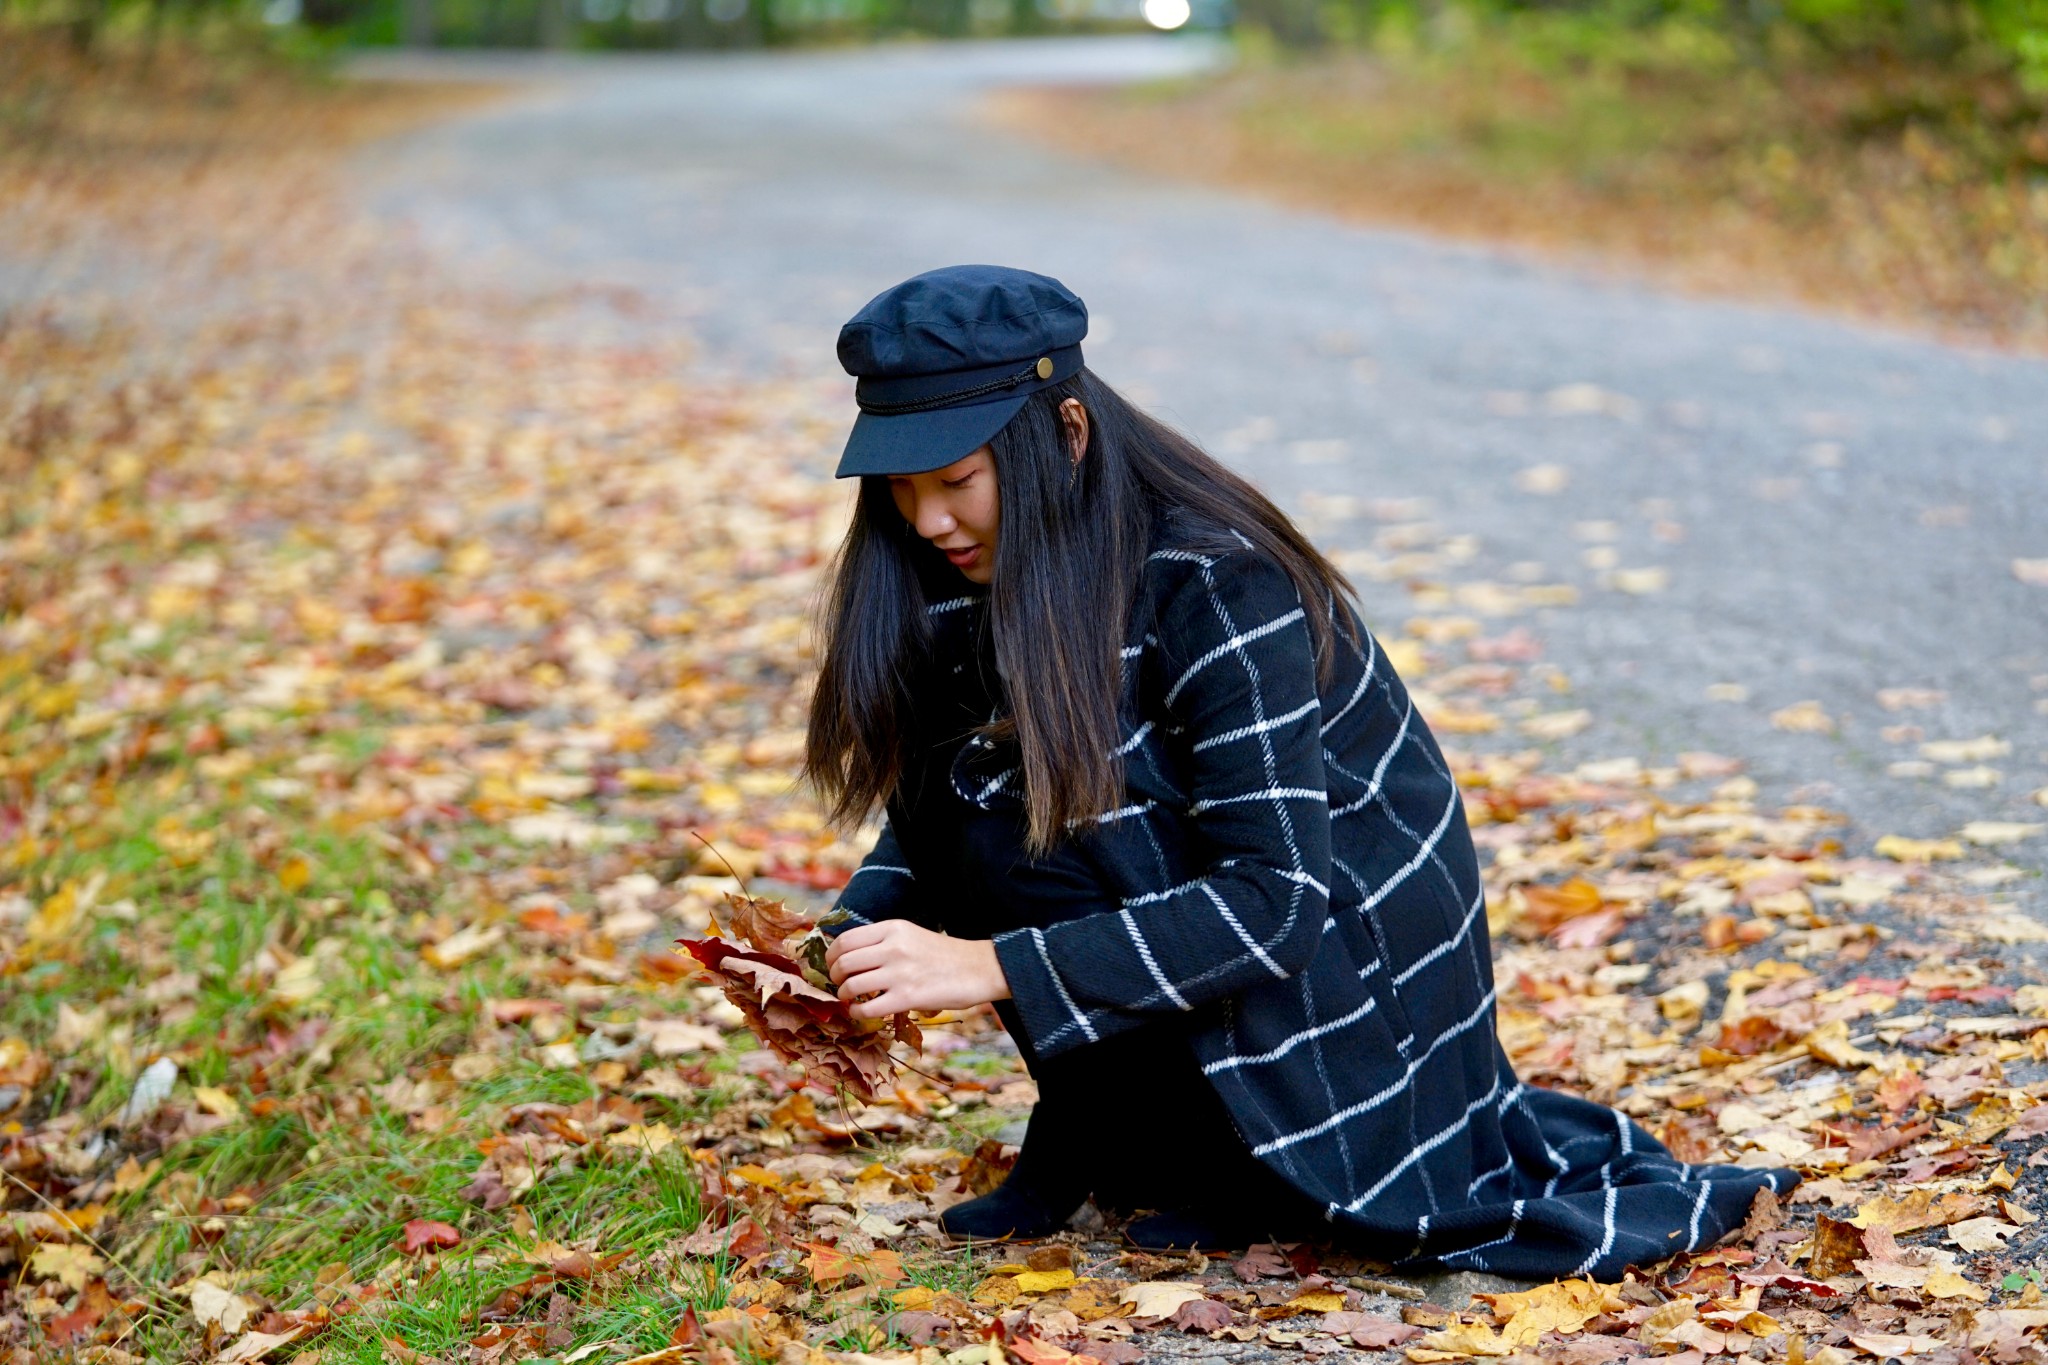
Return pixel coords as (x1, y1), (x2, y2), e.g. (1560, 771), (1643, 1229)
(401, 1219), (462, 1254)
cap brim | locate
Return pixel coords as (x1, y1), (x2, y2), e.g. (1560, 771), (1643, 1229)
(835, 393), (1028, 478)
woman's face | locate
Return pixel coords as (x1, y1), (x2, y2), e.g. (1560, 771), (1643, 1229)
(889, 447), (999, 584)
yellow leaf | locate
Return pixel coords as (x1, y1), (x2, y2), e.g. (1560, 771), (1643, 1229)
(972, 1275), (1023, 1306)
(420, 922), (505, 969)
(697, 782), (743, 815)
(112, 1156), (158, 1195)
(1805, 1021), (1881, 1069)
(1416, 1320), (1517, 1357)
(271, 956), (322, 1004)
(1659, 980), (1710, 1022)
(619, 768), (686, 793)
(1014, 1268), (1077, 1295)
(730, 1163), (781, 1186)
(1875, 835), (1964, 863)
(606, 1122), (676, 1155)
(1923, 1270), (1990, 1302)
(1770, 701), (1835, 733)
(1474, 1279), (1627, 1345)
(277, 856), (313, 893)
(892, 1286), (935, 1310)
(1851, 1190), (1939, 1233)
(28, 1242), (104, 1291)
(192, 1086), (241, 1118)
(1289, 1291), (1346, 1313)
(1063, 1278), (1130, 1322)
(26, 875), (102, 952)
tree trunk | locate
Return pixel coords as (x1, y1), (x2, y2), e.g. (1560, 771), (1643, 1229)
(1236, 0), (1322, 46)
(402, 0), (435, 46)
(140, 0), (169, 70)
(68, 0), (107, 55)
(539, 0), (574, 47)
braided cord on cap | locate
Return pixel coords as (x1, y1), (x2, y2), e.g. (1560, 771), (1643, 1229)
(857, 358), (1052, 417)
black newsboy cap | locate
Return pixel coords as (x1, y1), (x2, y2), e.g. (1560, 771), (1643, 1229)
(835, 264), (1088, 479)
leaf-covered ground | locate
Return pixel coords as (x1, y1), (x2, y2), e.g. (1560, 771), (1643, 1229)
(987, 51), (2048, 352)
(6, 51), (2048, 1365)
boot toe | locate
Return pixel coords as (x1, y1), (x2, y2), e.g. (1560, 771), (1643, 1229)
(938, 1180), (1082, 1241)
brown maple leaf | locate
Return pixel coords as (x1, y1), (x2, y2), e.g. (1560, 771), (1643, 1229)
(721, 891), (812, 954)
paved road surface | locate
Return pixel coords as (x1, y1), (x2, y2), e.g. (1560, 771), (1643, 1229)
(349, 40), (2048, 903)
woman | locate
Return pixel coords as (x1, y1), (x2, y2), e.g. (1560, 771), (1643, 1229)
(809, 265), (1792, 1275)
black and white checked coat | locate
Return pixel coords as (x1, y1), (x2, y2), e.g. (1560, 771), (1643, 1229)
(833, 526), (1793, 1277)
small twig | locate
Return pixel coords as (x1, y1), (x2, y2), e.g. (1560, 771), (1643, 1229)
(1350, 1274), (1428, 1301)
(832, 1083), (877, 1139)
(887, 1050), (952, 1089)
(1756, 1032), (1878, 1077)
(689, 830), (752, 897)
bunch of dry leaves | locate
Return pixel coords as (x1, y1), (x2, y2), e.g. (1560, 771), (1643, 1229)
(679, 892), (921, 1103)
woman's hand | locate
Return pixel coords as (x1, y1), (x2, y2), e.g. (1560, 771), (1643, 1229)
(824, 920), (1012, 1020)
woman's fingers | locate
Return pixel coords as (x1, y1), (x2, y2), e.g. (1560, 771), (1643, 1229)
(847, 988), (907, 1020)
(834, 956), (895, 997)
(823, 922), (885, 970)
(827, 942), (889, 985)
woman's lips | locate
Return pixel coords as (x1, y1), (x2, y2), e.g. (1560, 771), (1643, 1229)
(942, 544), (981, 568)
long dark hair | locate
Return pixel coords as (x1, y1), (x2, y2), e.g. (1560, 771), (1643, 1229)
(805, 368), (1359, 851)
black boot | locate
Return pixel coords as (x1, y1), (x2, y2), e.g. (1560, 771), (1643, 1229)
(1123, 1206), (1253, 1252)
(939, 1101), (1090, 1242)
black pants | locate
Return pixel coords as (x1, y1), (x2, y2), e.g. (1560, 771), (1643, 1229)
(940, 800), (1325, 1232)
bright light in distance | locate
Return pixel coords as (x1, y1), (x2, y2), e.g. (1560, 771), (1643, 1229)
(1142, 0), (1190, 28)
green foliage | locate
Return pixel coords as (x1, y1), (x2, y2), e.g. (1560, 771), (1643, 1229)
(1254, 0), (2048, 97)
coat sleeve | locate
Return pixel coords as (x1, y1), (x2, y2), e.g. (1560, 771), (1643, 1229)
(823, 815), (938, 934)
(991, 550), (1334, 1058)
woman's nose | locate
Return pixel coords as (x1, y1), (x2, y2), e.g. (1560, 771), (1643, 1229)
(916, 503), (957, 539)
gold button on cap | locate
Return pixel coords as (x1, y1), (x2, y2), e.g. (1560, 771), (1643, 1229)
(1035, 356), (1053, 379)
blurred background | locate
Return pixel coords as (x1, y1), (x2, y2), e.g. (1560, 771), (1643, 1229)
(4, 0), (2048, 1356)
(8, 0), (2047, 85)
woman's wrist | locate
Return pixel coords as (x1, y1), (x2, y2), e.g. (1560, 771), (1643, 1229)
(971, 937), (1013, 1004)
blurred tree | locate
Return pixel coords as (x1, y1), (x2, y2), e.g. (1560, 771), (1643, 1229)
(1236, 0), (1322, 42)
(402, 0), (434, 43)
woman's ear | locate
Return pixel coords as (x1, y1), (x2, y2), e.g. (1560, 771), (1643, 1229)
(1058, 398), (1090, 467)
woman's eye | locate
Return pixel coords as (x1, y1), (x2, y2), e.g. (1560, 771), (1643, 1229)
(943, 474), (973, 489)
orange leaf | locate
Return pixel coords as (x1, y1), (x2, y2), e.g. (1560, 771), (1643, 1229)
(1520, 878), (1603, 931)
(801, 1240), (860, 1287)
(862, 1247), (907, 1290)
(1009, 1337), (1102, 1365)
(1714, 1015), (1791, 1057)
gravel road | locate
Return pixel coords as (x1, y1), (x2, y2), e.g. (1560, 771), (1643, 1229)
(349, 39), (2048, 905)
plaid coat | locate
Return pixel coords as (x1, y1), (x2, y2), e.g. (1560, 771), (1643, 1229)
(833, 525), (1794, 1277)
